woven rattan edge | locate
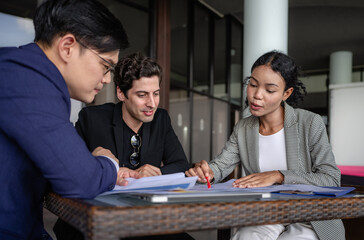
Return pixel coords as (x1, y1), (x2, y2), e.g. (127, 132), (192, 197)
(44, 192), (364, 240)
(101, 196), (364, 239)
(43, 192), (95, 238)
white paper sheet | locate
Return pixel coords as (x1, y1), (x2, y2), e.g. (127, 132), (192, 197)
(99, 173), (198, 196)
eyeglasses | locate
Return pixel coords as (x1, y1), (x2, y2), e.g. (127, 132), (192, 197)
(77, 40), (116, 75)
(130, 134), (142, 167)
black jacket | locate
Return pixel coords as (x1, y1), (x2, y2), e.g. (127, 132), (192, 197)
(75, 102), (189, 174)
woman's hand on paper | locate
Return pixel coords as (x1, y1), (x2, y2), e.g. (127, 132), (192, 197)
(185, 160), (214, 183)
(136, 164), (161, 177)
(233, 171), (284, 188)
(116, 167), (140, 186)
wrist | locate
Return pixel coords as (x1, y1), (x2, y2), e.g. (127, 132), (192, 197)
(276, 171), (284, 184)
(209, 177), (215, 184)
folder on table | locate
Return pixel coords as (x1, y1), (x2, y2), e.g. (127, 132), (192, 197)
(126, 191), (271, 203)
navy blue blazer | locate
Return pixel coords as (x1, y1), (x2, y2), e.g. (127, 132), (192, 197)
(0, 44), (117, 239)
(75, 102), (190, 174)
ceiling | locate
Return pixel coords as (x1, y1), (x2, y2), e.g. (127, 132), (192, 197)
(1, 0), (364, 73)
(204, 0), (364, 73)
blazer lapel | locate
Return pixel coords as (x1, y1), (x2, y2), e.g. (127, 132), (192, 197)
(284, 102), (299, 170)
(113, 102), (124, 165)
(246, 117), (261, 173)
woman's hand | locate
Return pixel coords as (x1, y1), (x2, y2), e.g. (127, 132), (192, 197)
(233, 170), (284, 188)
(185, 160), (214, 183)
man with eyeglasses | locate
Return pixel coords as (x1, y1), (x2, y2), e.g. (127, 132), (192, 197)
(0, 0), (139, 239)
(54, 52), (193, 240)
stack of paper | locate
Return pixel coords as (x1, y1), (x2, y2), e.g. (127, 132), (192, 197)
(99, 174), (355, 198)
(100, 173), (197, 196)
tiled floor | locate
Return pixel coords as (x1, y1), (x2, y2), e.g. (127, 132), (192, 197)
(43, 208), (217, 240)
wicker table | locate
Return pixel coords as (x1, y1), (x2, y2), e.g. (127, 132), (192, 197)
(44, 190), (364, 240)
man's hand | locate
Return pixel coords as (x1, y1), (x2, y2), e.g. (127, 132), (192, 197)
(92, 146), (119, 165)
(135, 164), (161, 177)
(232, 171), (284, 188)
(116, 167), (140, 186)
(185, 160), (214, 183)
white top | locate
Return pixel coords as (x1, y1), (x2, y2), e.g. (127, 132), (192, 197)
(258, 128), (287, 172)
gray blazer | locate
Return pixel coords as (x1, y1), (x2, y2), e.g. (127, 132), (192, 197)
(209, 102), (345, 240)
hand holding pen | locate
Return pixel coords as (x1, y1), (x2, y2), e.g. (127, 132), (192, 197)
(205, 176), (211, 188)
(185, 160), (214, 187)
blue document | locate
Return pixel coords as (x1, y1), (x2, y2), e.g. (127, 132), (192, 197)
(275, 186), (356, 197)
(192, 179), (355, 197)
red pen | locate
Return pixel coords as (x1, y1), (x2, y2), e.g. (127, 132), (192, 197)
(206, 176), (211, 189)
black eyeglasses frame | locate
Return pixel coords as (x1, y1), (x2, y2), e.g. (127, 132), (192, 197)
(77, 40), (116, 76)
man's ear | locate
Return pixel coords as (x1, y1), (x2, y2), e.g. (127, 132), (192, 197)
(116, 86), (126, 102)
(57, 34), (78, 63)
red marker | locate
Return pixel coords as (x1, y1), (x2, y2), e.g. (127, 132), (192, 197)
(206, 176), (211, 189)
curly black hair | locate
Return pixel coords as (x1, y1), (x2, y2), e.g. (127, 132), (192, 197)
(114, 52), (162, 98)
(246, 50), (306, 106)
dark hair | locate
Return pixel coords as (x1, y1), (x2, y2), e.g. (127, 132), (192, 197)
(114, 53), (162, 98)
(33, 0), (129, 53)
(249, 50), (306, 106)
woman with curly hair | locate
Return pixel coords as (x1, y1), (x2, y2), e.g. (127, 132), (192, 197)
(186, 51), (344, 240)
